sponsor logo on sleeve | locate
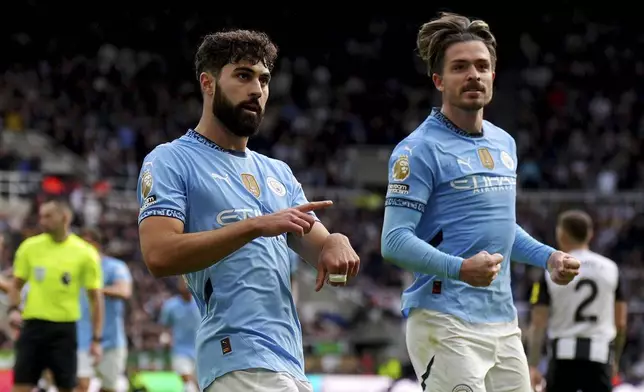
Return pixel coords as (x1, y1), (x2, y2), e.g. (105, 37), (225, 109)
(387, 183), (410, 195)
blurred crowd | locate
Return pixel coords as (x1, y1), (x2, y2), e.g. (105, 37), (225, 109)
(0, 5), (643, 379)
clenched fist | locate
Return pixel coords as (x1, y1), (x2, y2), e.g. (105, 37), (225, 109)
(315, 233), (360, 292)
(547, 250), (581, 285)
(459, 251), (504, 287)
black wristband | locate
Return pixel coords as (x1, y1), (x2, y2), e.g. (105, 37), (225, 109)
(92, 336), (102, 343)
(7, 306), (19, 314)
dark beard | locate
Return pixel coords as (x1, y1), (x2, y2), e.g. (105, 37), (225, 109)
(212, 87), (263, 137)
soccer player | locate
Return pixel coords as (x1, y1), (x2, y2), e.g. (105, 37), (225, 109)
(76, 228), (132, 392)
(8, 199), (104, 392)
(136, 30), (360, 392)
(380, 13), (581, 392)
(527, 210), (627, 392)
(159, 278), (200, 392)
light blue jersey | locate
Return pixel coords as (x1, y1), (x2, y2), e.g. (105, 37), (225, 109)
(289, 250), (300, 276)
(159, 295), (200, 359)
(78, 255), (131, 351)
(381, 109), (555, 324)
(137, 130), (312, 390)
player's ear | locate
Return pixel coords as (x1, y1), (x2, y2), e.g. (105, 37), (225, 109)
(432, 73), (444, 92)
(63, 209), (73, 227)
(199, 72), (215, 97)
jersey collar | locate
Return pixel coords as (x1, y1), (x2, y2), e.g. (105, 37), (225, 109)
(431, 108), (484, 138)
(185, 129), (248, 157)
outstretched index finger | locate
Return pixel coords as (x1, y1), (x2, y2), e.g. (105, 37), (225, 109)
(294, 200), (333, 213)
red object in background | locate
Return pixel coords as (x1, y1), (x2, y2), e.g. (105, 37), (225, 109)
(612, 374), (622, 386)
(0, 369), (13, 391)
(93, 180), (111, 196)
(41, 176), (65, 195)
(360, 353), (375, 374)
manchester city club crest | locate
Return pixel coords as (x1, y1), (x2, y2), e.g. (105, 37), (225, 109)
(267, 176), (286, 197)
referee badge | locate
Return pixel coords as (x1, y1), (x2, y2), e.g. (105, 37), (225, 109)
(241, 173), (261, 198)
(61, 272), (71, 285)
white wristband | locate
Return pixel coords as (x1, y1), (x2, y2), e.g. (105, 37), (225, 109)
(328, 274), (347, 283)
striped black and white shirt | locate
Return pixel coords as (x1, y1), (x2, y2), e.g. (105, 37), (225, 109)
(530, 249), (624, 363)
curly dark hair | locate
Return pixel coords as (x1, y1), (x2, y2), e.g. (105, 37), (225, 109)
(194, 29), (279, 80)
(417, 12), (497, 76)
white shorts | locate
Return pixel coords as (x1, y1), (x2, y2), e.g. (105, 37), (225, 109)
(207, 369), (313, 392)
(171, 354), (195, 376)
(406, 308), (531, 392)
(77, 350), (94, 379)
(77, 348), (128, 390)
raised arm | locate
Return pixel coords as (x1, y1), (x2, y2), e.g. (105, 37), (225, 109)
(511, 224), (556, 268)
(137, 149), (257, 276)
(380, 142), (463, 278)
(284, 166), (359, 291)
(138, 148), (332, 277)
(512, 224), (580, 285)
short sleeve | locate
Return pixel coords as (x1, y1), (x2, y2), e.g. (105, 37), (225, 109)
(83, 246), (103, 290)
(112, 261), (132, 283)
(283, 163), (318, 220)
(13, 242), (30, 281)
(385, 142), (434, 213)
(289, 251), (300, 275)
(615, 272), (625, 301)
(529, 273), (550, 306)
(137, 146), (188, 225)
(159, 301), (172, 326)
(291, 179), (310, 209)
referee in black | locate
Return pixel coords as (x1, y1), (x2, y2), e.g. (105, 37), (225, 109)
(7, 199), (104, 392)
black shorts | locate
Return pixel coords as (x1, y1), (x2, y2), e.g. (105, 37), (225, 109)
(13, 319), (77, 389)
(547, 358), (612, 392)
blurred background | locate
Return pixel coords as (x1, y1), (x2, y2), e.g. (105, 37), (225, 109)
(1, 3), (644, 391)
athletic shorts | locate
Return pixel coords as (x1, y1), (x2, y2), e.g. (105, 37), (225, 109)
(171, 354), (195, 376)
(406, 308), (531, 392)
(546, 358), (612, 392)
(78, 347), (128, 390)
(206, 369), (313, 392)
(13, 319), (77, 389)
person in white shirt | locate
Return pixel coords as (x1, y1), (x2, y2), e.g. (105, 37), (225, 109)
(527, 210), (628, 392)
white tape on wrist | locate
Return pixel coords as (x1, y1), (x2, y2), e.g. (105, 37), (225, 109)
(328, 274), (348, 283)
